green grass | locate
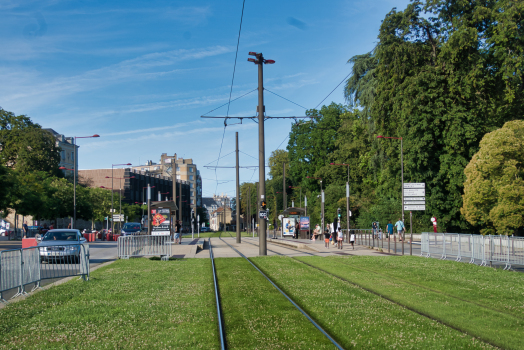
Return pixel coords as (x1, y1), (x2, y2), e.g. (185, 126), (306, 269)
(251, 256), (496, 350)
(0, 259), (219, 349)
(214, 257), (335, 349)
(295, 255), (524, 349)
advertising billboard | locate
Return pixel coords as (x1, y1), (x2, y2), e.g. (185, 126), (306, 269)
(282, 217), (296, 236)
(299, 217), (310, 230)
(151, 208), (171, 236)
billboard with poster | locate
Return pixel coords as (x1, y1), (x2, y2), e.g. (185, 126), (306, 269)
(151, 208), (171, 236)
(282, 217), (296, 236)
(300, 217), (310, 230)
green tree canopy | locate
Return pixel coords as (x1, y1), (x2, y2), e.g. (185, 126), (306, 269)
(462, 120), (524, 235)
(0, 108), (60, 174)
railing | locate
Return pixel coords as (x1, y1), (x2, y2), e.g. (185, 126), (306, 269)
(117, 235), (171, 260)
(420, 233), (524, 269)
(0, 244), (90, 303)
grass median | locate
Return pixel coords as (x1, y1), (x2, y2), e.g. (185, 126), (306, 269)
(214, 257), (335, 349)
(295, 255), (524, 350)
(252, 255), (496, 350)
(182, 231), (255, 238)
(0, 259), (219, 349)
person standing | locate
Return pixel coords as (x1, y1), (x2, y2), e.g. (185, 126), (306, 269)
(337, 226), (343, 249)
(294, 221), (300, 239)
(350, 232), (355, 249)
(387, 221), (394, 239)
(23, 221), (29, 238)
(324, 226), (331, 248)
(372, 221), (378, 239)
(395, 218), (405, 241)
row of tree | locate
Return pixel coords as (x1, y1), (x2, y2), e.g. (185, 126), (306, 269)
(239, 0), (523, 235)
(0, 108), (144, 227)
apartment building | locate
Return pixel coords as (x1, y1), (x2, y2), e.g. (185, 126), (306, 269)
(44, 128), (78, 178)
(130, 153), (202, 215)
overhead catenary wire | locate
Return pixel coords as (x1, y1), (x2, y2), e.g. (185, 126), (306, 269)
(313, 71), (352, 110)
(212, 0), (247, 196)
(265, 89), (308, 110)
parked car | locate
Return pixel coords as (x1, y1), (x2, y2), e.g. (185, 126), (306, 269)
(37, 229), (87, 263)
(200, 227), (210, 232)
(121, 222), (142, 236)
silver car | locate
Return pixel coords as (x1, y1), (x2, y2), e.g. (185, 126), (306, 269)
(37, 229), (87, 263)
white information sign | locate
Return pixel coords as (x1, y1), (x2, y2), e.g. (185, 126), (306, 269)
(404, 205), (426, 211)
(403, 183), (425, 189)
(112, 214), (124, 222)
(404, 188), (426, 197)
(404, 201), (426, 205)
(404, 197), (425, 201)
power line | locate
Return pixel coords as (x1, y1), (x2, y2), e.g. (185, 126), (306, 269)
(202, 89), (258, 116)
(314, 71), (352, 110)
(225, 0), (247, 119)
(204, 150), (236, 166)
(213, 0), (247, 195)
(265, 89), (307, 110)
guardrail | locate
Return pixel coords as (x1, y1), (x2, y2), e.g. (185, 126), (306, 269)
(420, 233), (524, 269)
(117, 235), (171, 260)
(0, 244), (89, 303)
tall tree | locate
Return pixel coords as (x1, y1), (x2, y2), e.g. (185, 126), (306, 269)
(0, 108), (60, 174)
(462, 120), (524, 235)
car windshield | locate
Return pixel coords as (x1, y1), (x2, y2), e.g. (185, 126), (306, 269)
(42, 231), (79, 241)
(123, 224), (140, 230)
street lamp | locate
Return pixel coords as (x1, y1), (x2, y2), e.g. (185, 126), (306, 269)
(330, 163), (352, 243)
(106, 175), (135, 230)
(110, 163), (132, 232)
(306, 176), (324, 233)
(376, 135), (404, 224)
(142, 186), (155, 219)
(377, 135), (404, 254)
(60, 134), (99, 229)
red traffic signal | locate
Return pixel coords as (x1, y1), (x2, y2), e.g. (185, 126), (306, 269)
(264, 59), (275, 64)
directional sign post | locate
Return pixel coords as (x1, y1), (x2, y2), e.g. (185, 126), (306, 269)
(112, 214), (124, 222)
(403, 183), (426, 211)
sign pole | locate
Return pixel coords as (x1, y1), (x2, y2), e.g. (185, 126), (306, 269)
(410, 211), (413, 256)
(147, 184), (151, 235)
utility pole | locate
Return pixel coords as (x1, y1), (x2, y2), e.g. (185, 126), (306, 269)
(147, 184), (151, 235)
(236, 132), (241, 243)
(255, 52), (267, 255)
(283, 162), (287, 211)
(178, 182), (182, 234)
(173, 159), (177, 225)
(247, 186), (250, 235)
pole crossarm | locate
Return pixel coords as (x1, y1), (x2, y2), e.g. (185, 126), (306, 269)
(201, 115), (314, 119)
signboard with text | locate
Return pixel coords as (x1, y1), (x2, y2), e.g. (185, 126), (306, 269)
(403, 183), (426, 211)
(151, 208), (171, 236)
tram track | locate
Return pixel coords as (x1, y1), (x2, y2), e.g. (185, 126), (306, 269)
(236, 235), (506, 350)
(242, 235), (524, 323)
(209, 235), (344, 350)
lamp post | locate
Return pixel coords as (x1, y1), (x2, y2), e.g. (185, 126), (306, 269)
(329, 163), (351, 243)
(377, 135), (404, 254)
(61, 134), (99, 229)
(306, 176), (323, 234)
(111, 163), (132, 232)
(142, 186), (155, 222)
(106, 175), (135, 231)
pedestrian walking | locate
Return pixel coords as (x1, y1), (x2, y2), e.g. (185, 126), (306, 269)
(23, 221), (29, 238)
(350, 233), (355, 249)
(387, 221), (394, 239)
(337, 226), (343, 249)
(395, 218), (405, 241)
(175, 220), (182, 243)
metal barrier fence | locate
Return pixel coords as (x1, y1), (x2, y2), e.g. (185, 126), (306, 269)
(0, 244), (89, 303)
(118, 235), (171, 260)
(349, 229), (416, 255)
(420, 233), (524, 269)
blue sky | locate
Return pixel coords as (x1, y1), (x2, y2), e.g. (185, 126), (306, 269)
(1, 0), (411, 198)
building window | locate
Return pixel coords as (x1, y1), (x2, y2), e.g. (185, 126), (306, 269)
(61, 151), (65, 160)
(71, 152), (74, 160)
(191, 191), (195, 197)
(189, 175), (194, 180)
(176, 166), (180, 171)
(190, 183), (194, 188)
(154, 166), (160, 171)
(176, 175), (180, 180)
(191, 199), (194, 205)
(190, 167), (194, 173)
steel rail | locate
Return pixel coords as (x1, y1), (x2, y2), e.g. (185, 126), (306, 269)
(238, 235), (501, 350)
(217, 234), (344, 350)
(209, 238), (227, 350)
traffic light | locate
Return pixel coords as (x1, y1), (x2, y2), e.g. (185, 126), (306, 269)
(260, 201), (267, 210)
(337, 208), (341, 218)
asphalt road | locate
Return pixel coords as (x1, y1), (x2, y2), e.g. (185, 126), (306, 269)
(0, 238), (118, 302)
